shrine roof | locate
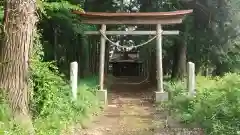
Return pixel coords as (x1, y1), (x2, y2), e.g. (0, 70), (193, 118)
(72, 10), (193, 24)
(73, 10), (192, 18)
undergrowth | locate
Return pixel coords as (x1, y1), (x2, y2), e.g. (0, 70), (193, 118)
(0, 33), (100, 135)
(166, 73), (240, 135)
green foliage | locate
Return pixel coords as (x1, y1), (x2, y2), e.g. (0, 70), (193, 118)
(0, 6), (3, 22)
(166, 73), (240, 135)
(37, 0), (96, 76)
(0, 92), (12, 134)
(1, 0), (240, 134)
(0, 31), (100, 134)
(30, 32), (70, 117)
(0, 92), (27, 135)
(1, 0), (100, 134)
(30, 32), (100, 134)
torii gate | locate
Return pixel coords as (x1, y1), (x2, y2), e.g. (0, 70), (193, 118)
(73, 10), (193, 104)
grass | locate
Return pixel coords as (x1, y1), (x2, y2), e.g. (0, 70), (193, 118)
(165, 73), (240, 135)
(0, 76), (101, 135)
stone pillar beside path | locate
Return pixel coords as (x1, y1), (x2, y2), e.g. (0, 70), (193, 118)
(187, 62), (196, 96)
(70, 61), (78, 101)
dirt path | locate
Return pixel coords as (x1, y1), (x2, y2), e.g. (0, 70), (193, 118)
(76, 81), (203, 135)
(78, 83), (168, 135)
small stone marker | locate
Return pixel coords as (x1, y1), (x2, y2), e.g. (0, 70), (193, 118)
(70, 61), (78, 100)
(187, 62), (195, 96)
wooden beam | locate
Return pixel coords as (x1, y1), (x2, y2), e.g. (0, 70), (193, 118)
(84, 30), (179, 35)
(81, 17), (183, 25)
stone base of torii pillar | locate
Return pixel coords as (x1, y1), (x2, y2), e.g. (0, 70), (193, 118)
(154, 91), (168, 102)
(96, 90), (108, 105)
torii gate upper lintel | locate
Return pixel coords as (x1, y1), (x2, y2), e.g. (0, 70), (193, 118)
(73, 9), (193, 104)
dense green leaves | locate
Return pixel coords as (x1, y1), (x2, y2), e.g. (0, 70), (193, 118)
(0, 0), (100, 133)
(1, 0), (240, 134)
(37, 0), (97, 77)
(35, 0), (240, 77)
(167, 73), (240, 134)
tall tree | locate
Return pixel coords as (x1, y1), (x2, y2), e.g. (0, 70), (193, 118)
(0, 0), (37, 132)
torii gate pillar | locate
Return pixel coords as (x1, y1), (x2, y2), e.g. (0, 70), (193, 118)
(96, 24), (108, 105)
(155, 24), (168, 102)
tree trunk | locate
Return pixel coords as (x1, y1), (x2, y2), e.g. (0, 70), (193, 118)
(214, 62), (225, 76)
(163, 56), (171, 76)
(149, 50), (157, 85)
(0, 0), (37, 133)
(83, 36), (90, 77)
(171, 38), (187, 80)
(105, 42), (109, 74)
(53, 27), (58, 62)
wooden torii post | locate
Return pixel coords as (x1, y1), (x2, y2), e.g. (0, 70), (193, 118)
(73, 10), (193, 104)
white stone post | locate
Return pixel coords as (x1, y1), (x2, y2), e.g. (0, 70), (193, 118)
(70, 61), (78, 100)
(187, 62), (196, 96)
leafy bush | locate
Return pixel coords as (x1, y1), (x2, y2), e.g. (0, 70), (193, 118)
(0, 92), (12, 134)
(166, 73), (240, 135)
(0, 92), (28, 134)
(0, 32), (100, 135)
(30, 33), (100, 134)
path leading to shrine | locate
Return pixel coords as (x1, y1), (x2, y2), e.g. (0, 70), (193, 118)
(77, 81), (167, 135)
(77, 78), (202, 135)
